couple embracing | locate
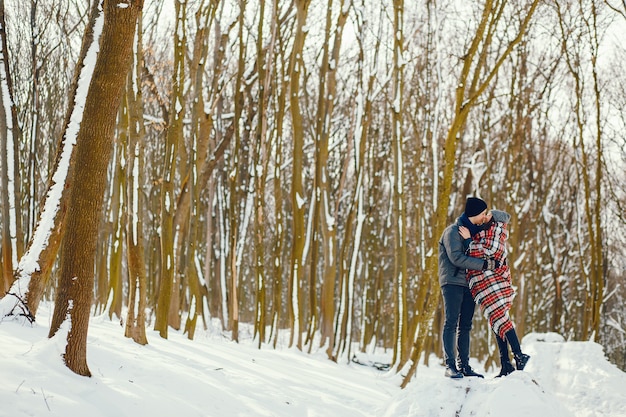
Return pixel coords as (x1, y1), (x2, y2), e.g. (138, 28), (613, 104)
(438, 197), (530, 379)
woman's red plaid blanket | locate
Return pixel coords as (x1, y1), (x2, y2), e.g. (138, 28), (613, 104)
(467, 221), (515, 339)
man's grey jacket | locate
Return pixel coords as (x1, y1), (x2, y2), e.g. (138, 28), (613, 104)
(438, 210), (510, 288)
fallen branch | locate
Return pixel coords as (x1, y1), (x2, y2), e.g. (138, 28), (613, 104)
(4, 292), (35, 323)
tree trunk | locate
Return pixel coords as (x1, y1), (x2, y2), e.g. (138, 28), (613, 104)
(124, 15), (148, 345)
(48, 0), (142, 377)
(288, 0), (311, 351)
(390, 0), (410, 369)
(180, 3), (217, 340)
(252, 0), (276, 348)
(0, 0), (21, 294)
(154, 0), (185, 339)
(105, 105), (126, 319)
(269, 0), (286, 349)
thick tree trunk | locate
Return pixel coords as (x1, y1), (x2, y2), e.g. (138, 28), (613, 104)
(48, 0), (142, 377)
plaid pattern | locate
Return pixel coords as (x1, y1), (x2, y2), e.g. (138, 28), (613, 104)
(467, 221), (515, 339)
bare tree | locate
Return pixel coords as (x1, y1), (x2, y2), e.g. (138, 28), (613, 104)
(287, 0), (311, 350)
(124, 12), (148, 345)
(154, 0), (186, 339)
(0, 0), (98, 319)
(555, 0), (606, 341)
(402, 0), (541, 387)
(306, 0), (350, 358)
(48, 0), (143, 376)
(268, 0), (289, 349)
(0, 0), (21, 294)
(251, 0), (278, 347)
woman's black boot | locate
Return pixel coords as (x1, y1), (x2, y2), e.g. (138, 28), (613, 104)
(496, 359), (515, 377)
(514, 353), (531, 370)
(505, 329), (531, 370)
(495, 332), (514, 377)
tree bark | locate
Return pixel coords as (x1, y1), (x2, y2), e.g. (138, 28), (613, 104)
(124, 14), (148, 345)
(154, 0), (185, 339)
(288, 0), (311, 351)
(48, 0), (142, 377)
(390, 0), (410, 368)
(0, 0), (22, 294)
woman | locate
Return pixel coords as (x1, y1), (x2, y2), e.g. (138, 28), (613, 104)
(459, 209), (530, 377)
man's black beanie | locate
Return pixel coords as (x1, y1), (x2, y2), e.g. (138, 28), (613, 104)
(465, 197), (487, 217)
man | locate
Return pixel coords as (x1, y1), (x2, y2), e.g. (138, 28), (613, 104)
(438, 197), (499, 378)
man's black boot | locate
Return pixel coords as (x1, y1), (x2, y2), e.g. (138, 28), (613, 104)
(459, 364), (484, 378)
(444, 364), (463, 379)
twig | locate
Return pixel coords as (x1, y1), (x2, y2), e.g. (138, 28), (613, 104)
(15, 380), (25, 393)
(4, 292), (36, 324)
(41, 388), (51, 411)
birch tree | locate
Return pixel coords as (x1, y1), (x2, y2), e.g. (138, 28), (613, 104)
(390, 0), (410, 369)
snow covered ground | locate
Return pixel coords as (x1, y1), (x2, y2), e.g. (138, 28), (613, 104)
(2, 306), (625, 417)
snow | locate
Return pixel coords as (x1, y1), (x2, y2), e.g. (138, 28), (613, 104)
(1, 307), (626, 417)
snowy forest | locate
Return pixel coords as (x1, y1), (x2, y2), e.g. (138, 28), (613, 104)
(0, 0), (625, 386)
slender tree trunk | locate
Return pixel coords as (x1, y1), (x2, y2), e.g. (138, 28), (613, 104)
(181, 2), (218, 339)
(588, 0), (604, 341)
(390, 0), (410, 368)
(191, 14), (232, 328)
(0, 0), (18, 294)
(124, 15), (148, 345)
(105, 107), (126, 319)
(25, 0), (40, 242)
(334, 0), (376, 360)
(154, 0), (185, 339)
(288, 0), (311, 351)
(310, 0), (349, 356)
(252, 0), (277, 347)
